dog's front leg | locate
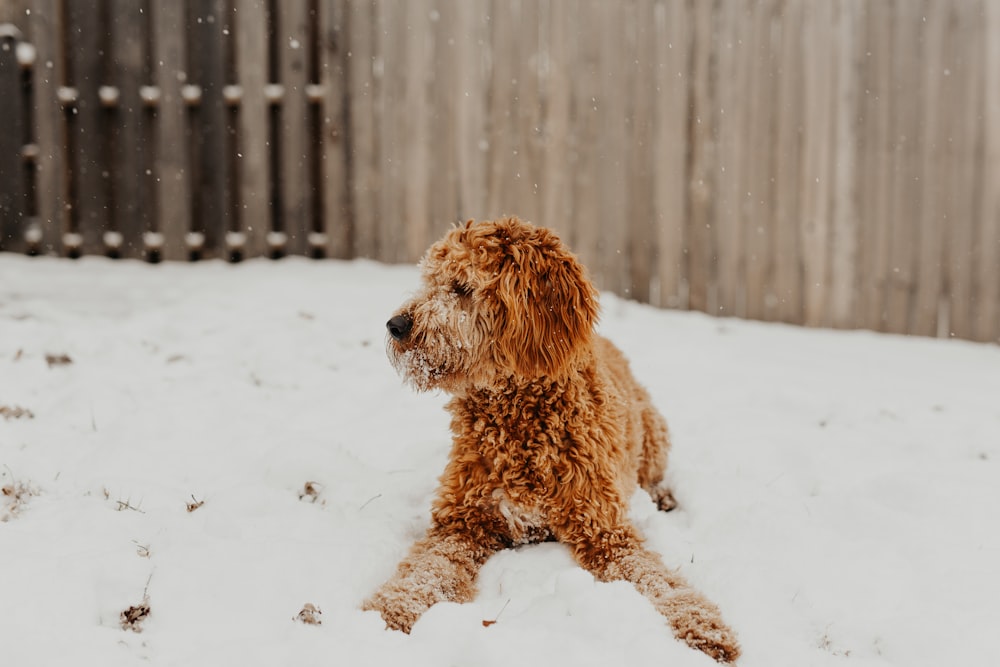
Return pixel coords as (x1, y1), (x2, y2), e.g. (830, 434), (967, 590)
(555, 521), (741, 663)
(362, 526), (500, 633)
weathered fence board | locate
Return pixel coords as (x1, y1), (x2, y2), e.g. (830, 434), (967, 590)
(944, 0), (985, 341)
(828, 0), (862, 331)
(318, 0), (350, 259)
(27, 0), (67, 255)
(0, 26), (27, 254)
(655, 0), (691, 312)
(65, 1), (106, 257)
(979, 1), (1000, 344)
(1, 0), (998, 345)
(107, 0), (146, 259)
(150, 0), (190, 261)
(276, 0), (312, 258)
(857, 1), (891, 334)
(188, 0), (228, 258)
(344, 0), (378, 260)
(884, 0), (919, 336)
(234, 0), (269, 259)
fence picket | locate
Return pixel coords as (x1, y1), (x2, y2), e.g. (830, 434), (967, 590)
(318, 0), (351, 259)
(566, 0), (601, 274)
(150, 0), (190, 261)
(978, 1), (1000, 343)
(944, 0), (985, 340)
(856, 1), (892, 333)
(276, 0), (312, 257)
(187, 0), (229, 258)
(65, 1), (106, 256)
(345, 0), (378, 259)
(27, 0), (68, 255)
(828, 0), (862, 330)
(775, 0), (805, 326)
(0, 27), (27, 253)
(625, 0), (654, 304)
(651, 0), (690, 311)
(741, 0), (778, 322)
(107, 0), (146, 259)
(234, 0), (270, 259)
(887, 1), (926, 336)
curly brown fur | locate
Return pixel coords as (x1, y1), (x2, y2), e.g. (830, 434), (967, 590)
(365, 217), (740, 663)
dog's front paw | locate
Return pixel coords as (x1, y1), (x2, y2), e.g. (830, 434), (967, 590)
(682, 628), (741, 664)
(667, 591), (741, 663)
(650, 486), (678, 512)
(362, 587), (421, 634)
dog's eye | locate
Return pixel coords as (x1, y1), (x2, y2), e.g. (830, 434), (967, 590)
(452, 282), (472, 298)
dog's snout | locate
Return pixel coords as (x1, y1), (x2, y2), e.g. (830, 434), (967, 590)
(387, 314), (413, 341)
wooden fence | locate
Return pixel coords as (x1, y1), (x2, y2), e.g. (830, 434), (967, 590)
(0, 0), (998, 344)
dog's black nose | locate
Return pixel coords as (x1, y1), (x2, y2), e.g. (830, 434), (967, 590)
(387, 314), (413, 340)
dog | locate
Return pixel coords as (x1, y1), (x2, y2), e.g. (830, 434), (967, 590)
(364, 217), (740, 663)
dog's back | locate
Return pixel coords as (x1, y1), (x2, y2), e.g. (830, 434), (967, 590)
(593, 335), (676, 510)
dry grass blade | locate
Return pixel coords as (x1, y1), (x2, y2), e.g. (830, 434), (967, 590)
(299, 481), (322, 503)
(0, 405), (34, 420)
(45, 353), (73, 367)
(295, 603), (322, 625)
(1, 475), (38, 522)
(120, 599), (151, 632)
(186, 495), (204, 512)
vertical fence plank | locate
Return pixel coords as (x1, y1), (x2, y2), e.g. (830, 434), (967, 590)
(742, 0), (778, 321)
(914, 0), (949, 337)
(318, 0), (351, 258)
(856, 1), (892, 332)
(513, 0), (545, 229)
(652, 0), (690, 310)
(65, 0), (107, 256)
(539, 0), (569, 232)
(566, 0), (601, 269)
(977, 0), (1000, 343)
(276, 0), (312, 257)
(453, 0), (490, 223)
(596, 1), (627, 294)
(235, 0), (271, 258)
(713, 0), (747, 318)
(151, 0), (190, 260)
(29, 0), (68, 255)
(943, 0), (985, 340)
(773, 0), (805, 325)
(828, 0), (862, 330)
(392, 0), (430, 262)
(188, 0), (228, 257)
(107, 0), (146, 258)
(523, 0), (548, 227)
(345, 0), (378, 258)
(484, 0), (508, 223)
(428, 0), (456, 237)
(625, 0), (654, 303)
(373, 0), (402, 261)
(685, 0), (717, 314)
(0, 26), (28, 253)
(885, 1), (926, 335)
(801, 0), (840, 329)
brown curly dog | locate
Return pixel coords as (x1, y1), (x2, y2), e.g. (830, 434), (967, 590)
(364, 217), (740, 663)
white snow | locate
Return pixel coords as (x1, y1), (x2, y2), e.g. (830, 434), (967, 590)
(1, 253), (998, 666)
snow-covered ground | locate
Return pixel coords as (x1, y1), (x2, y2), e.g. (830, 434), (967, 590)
(1, 253), (998, 666)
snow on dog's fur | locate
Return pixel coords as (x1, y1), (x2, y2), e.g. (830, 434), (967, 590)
(365, 217), (740, 663)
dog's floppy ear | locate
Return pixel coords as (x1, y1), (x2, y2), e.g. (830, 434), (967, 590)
(493, 232), (599, 378)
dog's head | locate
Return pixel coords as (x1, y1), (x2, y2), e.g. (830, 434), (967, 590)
(386, 217), (599, 392)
